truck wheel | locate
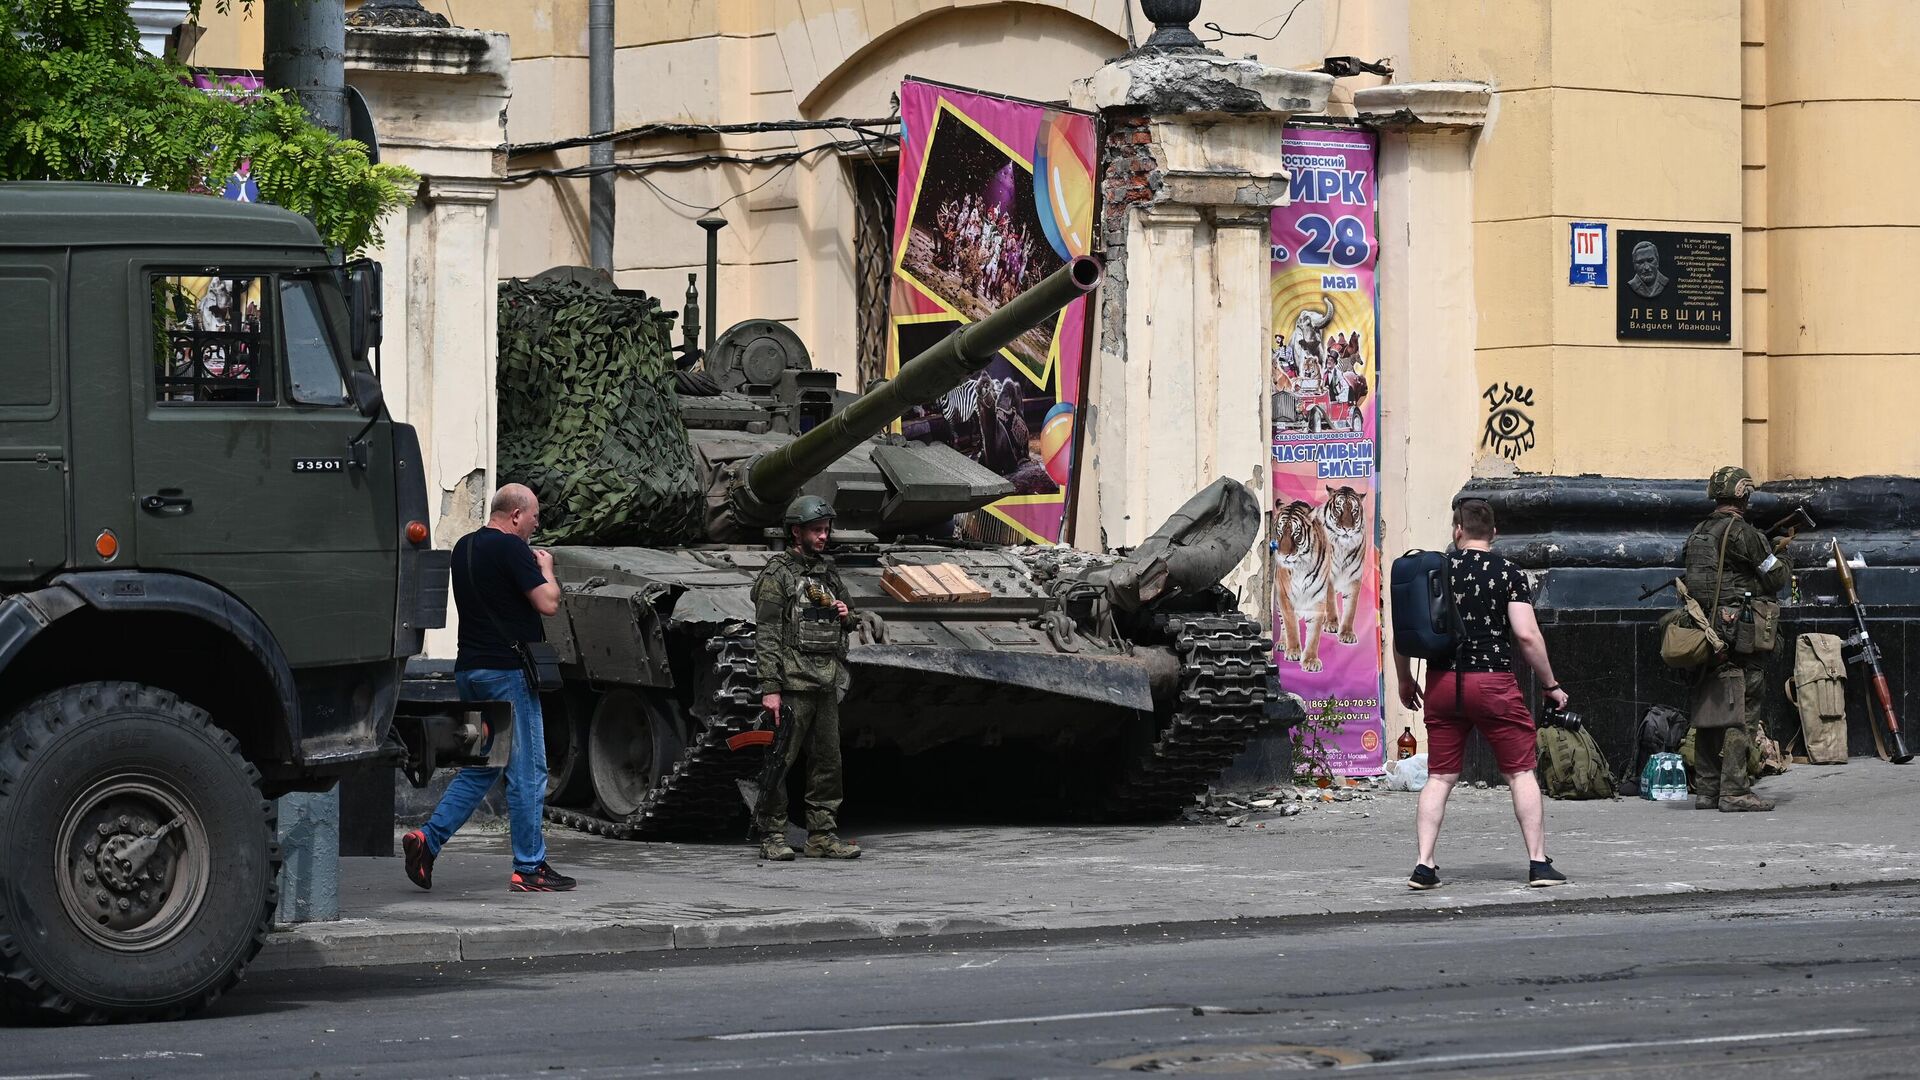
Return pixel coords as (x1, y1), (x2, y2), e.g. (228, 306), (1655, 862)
(0, 682), (279, 1024)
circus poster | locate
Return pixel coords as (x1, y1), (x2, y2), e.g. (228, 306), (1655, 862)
(888, 78), (1096, 544)
(1268, 127), (1386, 776)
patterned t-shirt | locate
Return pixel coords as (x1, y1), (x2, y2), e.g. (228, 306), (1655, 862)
(1447, 548), (1533, 673)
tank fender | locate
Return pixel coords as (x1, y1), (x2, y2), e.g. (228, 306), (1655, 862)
(559, 580), (674, 688)
(1099, 477), (1262, 611)
(42, 570), (301, 743)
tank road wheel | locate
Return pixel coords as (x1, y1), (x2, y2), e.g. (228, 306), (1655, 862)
(0, 682), (278, 1024)
(542, 690), (594, 808)
(587, 690), (685, 819)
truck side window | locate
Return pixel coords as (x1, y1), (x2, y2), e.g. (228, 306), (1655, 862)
(280, 277), (350, 406)
(152, 274), (271, 404)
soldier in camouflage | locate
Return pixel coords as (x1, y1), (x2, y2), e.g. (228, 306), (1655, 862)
(1682, 466), (1792, 812)
(751, 495), (862, 861)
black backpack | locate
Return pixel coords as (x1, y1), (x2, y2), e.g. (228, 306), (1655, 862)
(1390, 549), (1463, 661)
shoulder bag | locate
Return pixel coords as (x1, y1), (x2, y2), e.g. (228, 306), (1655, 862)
(464, 536), (563, 692)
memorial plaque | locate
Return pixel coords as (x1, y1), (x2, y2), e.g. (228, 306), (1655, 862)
(1615, 230), (1731, 342)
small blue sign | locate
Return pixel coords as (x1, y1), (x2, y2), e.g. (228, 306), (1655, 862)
(1569, 222), (1608, 287)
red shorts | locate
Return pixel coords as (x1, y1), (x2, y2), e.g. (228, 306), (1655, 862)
(1423, 671), (1537, 776)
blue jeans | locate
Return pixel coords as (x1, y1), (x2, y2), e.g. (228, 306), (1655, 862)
(420, 668), (548, 873)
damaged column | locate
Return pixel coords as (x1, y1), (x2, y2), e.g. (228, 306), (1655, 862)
(1071, 50), (1331, 607)
(345, 15), (510, 656)
(1355, 82), (1492, 741)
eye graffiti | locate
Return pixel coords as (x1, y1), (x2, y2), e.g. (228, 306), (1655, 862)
(1481, 382), (1537, 460)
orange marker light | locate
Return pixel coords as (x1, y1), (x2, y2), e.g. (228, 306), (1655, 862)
(405, 520), (429, 544)
(94, 529), (119, 561)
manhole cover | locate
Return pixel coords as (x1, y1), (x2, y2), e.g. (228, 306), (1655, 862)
(1098, 1043), (1372, 1073)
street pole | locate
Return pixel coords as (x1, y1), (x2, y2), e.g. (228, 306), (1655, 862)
(263, 0), (348, 924)
(264, 1), (348, 137)
(589, 0), (615, 272)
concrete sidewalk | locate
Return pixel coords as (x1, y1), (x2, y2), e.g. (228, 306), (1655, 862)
(256, 759), (1920, 972)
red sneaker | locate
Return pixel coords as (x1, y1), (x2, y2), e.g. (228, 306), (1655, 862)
(509, 862), (577, 892)
(402, 829), (435, 891)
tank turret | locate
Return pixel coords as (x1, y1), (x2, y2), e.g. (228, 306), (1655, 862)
(712, 255), (1101, 539)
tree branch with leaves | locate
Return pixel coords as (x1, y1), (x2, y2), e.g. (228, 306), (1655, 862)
(0, 0), (416, 254)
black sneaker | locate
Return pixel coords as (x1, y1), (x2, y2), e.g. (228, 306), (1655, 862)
(1528, 858), (1568, 887)
(510, 861), (577, 892)
(1407, 864), (1441, 890)
(402, 829), (434, 891)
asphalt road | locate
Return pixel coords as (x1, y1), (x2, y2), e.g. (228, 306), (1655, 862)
(10, 885), (1919, 1079)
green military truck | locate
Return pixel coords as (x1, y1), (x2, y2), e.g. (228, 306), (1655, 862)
(0, 183), (482, 1023)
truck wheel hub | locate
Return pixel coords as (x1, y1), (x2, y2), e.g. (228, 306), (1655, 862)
(57, 778), (209, 950)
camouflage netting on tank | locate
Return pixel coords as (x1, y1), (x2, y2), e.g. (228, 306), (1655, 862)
(497, 276), (703, 545)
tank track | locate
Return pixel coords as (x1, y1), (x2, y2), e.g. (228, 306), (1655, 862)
(1099, 609), (1278, 820)
(543, 628), (767, 840)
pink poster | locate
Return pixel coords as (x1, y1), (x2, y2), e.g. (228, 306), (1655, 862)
(888, 78), (1097, 544)
(1269, 127), (1386, 775)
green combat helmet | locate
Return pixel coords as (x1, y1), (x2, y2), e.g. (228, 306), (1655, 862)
(784, 495), (836, 526)
(1707, 465), (1755, 502)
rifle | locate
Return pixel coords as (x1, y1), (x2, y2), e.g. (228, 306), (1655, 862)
(1831, 539), (1913, 763)
(728, 577), (848, 830)
(731, 703), (799, 836)
(1765, 507), (1817, 543)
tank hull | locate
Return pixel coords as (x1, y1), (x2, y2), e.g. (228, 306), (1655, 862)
(535, 542), (1290, 839)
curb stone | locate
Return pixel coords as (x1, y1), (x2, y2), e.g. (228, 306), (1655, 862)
(256, 877), (1920, 973)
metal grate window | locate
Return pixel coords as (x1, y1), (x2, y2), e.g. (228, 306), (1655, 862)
(850, 156), (898, 392)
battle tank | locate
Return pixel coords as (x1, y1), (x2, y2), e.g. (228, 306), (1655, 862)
(524, 256), (1298, 838)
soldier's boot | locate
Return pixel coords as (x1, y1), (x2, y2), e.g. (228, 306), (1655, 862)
(803, 832), (861, 859)
(759, 835), (796, 861)
(1694, 795), (1719, 810)
(1718, 793), (1775, 813)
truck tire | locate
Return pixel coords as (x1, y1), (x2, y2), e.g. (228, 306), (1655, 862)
(0, 681), (280, 1024)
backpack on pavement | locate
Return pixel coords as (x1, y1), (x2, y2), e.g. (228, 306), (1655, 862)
(1536, 719), (1616, 800)
(1786, 632), (1849, 764)
(1627, 705), (1690, 791)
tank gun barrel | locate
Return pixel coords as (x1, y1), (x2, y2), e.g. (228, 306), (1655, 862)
(740, 256), (1102, 515)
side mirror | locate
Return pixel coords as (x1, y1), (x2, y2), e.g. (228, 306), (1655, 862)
(347, 260), (384, 368)
(352, 370), (385, 419)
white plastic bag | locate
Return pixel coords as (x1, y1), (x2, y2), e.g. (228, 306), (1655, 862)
(1382, 753), (1429, 792)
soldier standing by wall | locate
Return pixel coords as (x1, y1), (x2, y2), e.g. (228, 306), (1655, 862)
(751, 496), (863, 861)
(1683, 467), (1792, 812)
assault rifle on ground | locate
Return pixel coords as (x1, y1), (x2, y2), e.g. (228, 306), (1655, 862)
(1831, 538), (1912, 764)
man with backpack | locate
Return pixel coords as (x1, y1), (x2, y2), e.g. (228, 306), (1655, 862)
(1392, 499), (1568, 890)
(1681, 466), (1791, 812)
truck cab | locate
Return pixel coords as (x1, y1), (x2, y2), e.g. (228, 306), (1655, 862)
(0, 182), (452, 1023)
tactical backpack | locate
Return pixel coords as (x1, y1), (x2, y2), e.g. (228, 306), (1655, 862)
(1389, 550), (1462, 661)
(1536, 716), (1616, 800)
(1786, 632), (1849, 764)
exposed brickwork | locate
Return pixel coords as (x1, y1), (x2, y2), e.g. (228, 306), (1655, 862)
(1099, 110), (1162, 249)
(1096, 110), (1162, 350)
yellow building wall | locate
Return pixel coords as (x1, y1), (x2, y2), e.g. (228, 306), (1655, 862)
(1411, 0), (1749, 482)
(176, 0), (1914, 480)
(178, 0), (1392, 387)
